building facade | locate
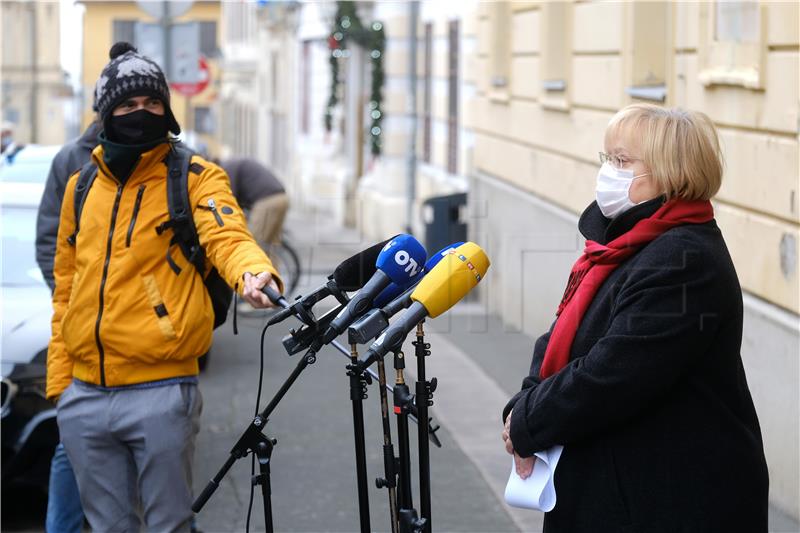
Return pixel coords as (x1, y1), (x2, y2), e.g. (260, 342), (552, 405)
(1, 0), (69, 145)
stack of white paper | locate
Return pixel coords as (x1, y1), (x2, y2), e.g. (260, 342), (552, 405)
(504, 445), (564, 512)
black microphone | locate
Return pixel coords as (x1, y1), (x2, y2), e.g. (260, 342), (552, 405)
(265, 237), (394, 327)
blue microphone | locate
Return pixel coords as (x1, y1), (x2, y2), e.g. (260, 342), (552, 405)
(372, 241), (464, 308)
(322, 234), (427, 344)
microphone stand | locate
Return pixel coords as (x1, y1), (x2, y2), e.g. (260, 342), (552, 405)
(393, 350), (426, 533)
(413, 321), (436, 533)
(192, 347), (319, 532)
(345, 335), (372, 533)
(375, 352), (400, 533)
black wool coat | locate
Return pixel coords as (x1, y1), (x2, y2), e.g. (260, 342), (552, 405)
(503, 198), (769, 533)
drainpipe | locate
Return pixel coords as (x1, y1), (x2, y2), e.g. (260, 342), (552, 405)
(405, 1), (419, 235)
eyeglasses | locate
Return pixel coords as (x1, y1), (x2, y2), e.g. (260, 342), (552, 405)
(598, 152), (641, 169)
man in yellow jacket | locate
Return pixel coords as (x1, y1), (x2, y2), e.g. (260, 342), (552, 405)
(47, 42), (282, 532)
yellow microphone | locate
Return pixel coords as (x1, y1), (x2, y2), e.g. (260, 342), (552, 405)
(360, 242), (490, 365)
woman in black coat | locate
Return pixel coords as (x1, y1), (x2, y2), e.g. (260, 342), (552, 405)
(502, 104), (769, 533)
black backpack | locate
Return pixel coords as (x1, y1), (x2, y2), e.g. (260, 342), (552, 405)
(67, 142), (233, 329)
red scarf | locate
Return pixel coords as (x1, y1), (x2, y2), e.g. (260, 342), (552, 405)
(539, 199), (714, 379)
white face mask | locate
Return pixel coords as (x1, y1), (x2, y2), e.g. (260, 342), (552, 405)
(595, 162), (649, 219)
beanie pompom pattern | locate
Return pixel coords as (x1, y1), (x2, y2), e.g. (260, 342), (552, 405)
(109, 41), (138, 60)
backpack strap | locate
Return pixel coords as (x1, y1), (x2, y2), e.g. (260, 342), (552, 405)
(156, 142), (205, 276)
(67, 162), (99, 246)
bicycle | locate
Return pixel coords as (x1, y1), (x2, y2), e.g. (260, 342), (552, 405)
(261, 231), (302, 297)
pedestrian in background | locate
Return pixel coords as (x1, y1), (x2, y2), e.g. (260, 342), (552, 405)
(36, 119), (99, 533)
(47, 42), (282, 532)
(502, 104), (769, 532)
(220, 157), (289, 247)
(1, 121), (21, 162)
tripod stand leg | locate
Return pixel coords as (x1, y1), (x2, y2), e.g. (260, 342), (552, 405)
(348, 345), (371, 533)
(414, 323), (433, 533)
(252, 440), (274, 533)
(376, 356), (400, 533)
(393, 352), (414, 513)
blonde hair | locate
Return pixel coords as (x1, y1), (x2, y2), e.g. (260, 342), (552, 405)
(605, 104), (723, 201)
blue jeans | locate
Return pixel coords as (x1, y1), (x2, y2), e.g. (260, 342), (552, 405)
(46, 443), (84, 533)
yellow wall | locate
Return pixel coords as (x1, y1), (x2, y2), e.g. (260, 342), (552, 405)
(471, 0), (800, 315)
(80, 0), (220, 152)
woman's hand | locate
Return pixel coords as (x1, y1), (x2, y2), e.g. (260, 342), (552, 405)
(242, 271), (279, 308)
(503, 409), (536, 479)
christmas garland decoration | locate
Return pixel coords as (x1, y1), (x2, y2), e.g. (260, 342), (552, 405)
(325, 1), (386, 156)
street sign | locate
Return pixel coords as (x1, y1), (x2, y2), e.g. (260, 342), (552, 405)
(135, 0), (193, 20)
(171, 22), (201, 83)
(135, 23), (165, 71)
(134, 21), (200, 84)
(170, 56), (210, 97)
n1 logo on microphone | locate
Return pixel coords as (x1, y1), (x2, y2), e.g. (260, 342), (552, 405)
(376, 234), (427, 283)
(394, 250), (421, 277)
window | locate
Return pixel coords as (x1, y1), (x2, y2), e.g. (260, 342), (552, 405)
(716, 1), (759, 43)
(200, 21), (218, 58)
(422, 23), (433, 164)
(113, 20), (136, 45)
(698, 1), (766, 89)
(488, 2), (512, 98)
(447, 20), (459, 175)
(194, 107), (214, 135)
(539, 2), (572, 110)
(624, 1), (669, 103)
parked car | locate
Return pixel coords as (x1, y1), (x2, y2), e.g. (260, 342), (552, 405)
(0, 144), (60, 182)
(1, 157), (59, 492)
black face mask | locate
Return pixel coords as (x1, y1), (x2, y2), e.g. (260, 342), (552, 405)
(107, 109), (168, 145)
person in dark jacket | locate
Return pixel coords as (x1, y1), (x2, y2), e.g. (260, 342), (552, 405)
(36, 121), (100, 290)
(221, 157), (288, 246)
(35, 118), (99, 533)
(501, 103), (769, 533)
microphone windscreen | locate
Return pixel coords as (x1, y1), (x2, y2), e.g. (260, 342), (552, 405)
(375, 234), (427, 284)
(410, 242), (490, 318)
(333, 236), (396, 291)
(424, 242), (465, 272)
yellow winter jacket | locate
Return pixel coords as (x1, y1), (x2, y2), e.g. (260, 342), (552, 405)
(46, 142), (282, 399)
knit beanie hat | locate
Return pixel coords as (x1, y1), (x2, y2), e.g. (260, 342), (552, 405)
(94, 42), (180, 135)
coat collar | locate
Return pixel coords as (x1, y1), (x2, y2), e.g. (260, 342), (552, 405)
(91, 140), (171, 185)
(579, 196), (666, 245)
